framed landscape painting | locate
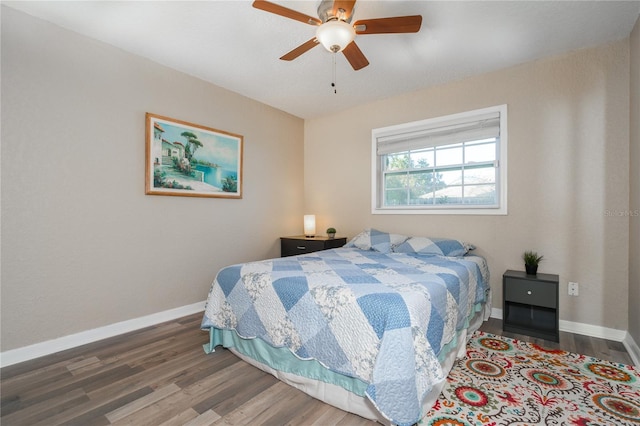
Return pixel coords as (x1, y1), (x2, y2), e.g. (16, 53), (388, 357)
(145, 113), (243, 198)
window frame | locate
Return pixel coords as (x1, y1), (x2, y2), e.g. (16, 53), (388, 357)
(371, 105), (508, 215)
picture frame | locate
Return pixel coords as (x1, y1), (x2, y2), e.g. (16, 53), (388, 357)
(145, 113), (243, 199)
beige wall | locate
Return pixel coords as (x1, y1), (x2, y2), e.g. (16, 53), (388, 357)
(2, 6), (636, 355)
(305, 40), (631, 330)
(0, 7), (304, 351)
(630, 17), (640, 345)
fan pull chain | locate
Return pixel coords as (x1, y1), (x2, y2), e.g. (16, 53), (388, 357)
(331, 52), (337, 94)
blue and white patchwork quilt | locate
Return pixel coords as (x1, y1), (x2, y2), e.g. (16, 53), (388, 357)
(201, 247), (489, 425)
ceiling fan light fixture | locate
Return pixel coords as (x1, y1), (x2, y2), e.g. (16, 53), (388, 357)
(316, 20), (355, 53)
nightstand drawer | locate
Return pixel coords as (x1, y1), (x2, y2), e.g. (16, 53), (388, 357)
(504, 278), (557, 308)
(281, 239), (326, 256)
(281, 236), (347, 257)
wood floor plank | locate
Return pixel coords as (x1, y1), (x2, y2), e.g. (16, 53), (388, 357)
(36, 386), (155, 426)
(0, 352), (87, 381)
(291, 399), (357, 425)
(1, 362), (73, 395)
(67, 355), (102, 373)
(173, 349), (239, 389)
(0, 312), (634, 426)
(90, 334), (188, 372)
(192, 361), (271, 415)
(64, 321), (186, 366)
(113, 389), (199, 426)
(109, 358), (253, 426)
(573, 332), (596, 357)
(304, 404), (350, 425)
(256, 384), (317, 426)
(336, 414), (378, 425)
(212, 381), (294, 425)
(86, 345), (205, 402)
(1, 369), (72, 417)
(559, 331), (577, 353)
(107, 383), (181, 423)
(184, 409), (222, 426)
(1, 388), (89, 425)
(156, 407), (200, 426)
(2, 363), (144, 418)
(208, 369), (278, 417)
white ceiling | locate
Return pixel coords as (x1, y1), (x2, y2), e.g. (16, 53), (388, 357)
(5, 1), (640, 119)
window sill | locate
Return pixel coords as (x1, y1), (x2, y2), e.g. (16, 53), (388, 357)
(372, 206), (508, 215)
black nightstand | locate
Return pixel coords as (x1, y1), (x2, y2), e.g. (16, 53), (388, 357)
(503, 270), (559, 342)
(280, 236), (347, 257)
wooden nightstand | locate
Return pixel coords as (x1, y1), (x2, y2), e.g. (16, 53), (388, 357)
(503, 270), (559, 342)
(280, 236), (347, 257)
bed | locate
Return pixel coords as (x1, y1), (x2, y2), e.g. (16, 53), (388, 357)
(201, 229), (491, 425)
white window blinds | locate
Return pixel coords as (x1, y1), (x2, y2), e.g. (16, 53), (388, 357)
(376, 111), (500, 155)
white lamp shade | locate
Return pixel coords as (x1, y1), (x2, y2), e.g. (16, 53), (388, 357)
(316, 20), (356, 53)
(303, 215), (316, 237)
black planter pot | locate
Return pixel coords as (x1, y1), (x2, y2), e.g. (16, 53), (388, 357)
(525, 264), (538, 275)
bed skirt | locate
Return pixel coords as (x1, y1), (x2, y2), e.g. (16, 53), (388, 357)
(204, 298), (491, 424)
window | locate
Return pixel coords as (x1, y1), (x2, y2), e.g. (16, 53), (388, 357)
(372, 105), (507, 215)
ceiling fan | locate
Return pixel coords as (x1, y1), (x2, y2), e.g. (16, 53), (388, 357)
(253, 0), (422, 70)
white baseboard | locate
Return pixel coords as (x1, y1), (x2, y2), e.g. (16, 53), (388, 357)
(0, 301), (206, 368)
(558, 319), (627, 342)
(623, 333), (640, 367)
(490, 308), (636, 364)
(490, 307), (503, 320)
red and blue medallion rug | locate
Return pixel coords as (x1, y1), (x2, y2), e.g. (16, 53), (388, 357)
(421, 331), (640, 425)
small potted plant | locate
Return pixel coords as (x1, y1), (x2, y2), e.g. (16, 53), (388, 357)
(326, 227), (336, 239)
(523, 250), (543, 275)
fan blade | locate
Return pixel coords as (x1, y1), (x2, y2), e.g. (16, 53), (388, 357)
(354, 15), (422, 34)
(252, 0), (321, 25)
(342, 41), (369, 70)
(280, 38), (320, 61)
(332, 0), (357, 21)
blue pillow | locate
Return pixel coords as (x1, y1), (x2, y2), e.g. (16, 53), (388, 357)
(393, 236), (473, 257)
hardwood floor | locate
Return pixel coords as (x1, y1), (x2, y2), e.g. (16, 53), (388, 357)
(1, 313), (634, 425)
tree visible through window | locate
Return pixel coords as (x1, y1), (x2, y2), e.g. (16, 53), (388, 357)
(372, 105), (507, 215)
(383, 151), (446, 206)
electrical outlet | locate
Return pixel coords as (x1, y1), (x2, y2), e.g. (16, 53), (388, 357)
(568, 282), (579, 296)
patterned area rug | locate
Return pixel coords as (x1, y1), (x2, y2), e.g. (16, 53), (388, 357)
(420, 331), (640, 425)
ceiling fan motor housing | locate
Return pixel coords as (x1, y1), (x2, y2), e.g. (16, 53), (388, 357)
(317, 0), (353, 23)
